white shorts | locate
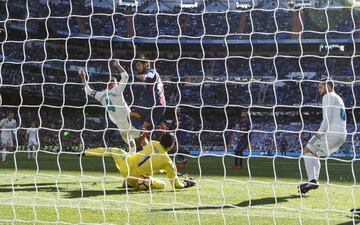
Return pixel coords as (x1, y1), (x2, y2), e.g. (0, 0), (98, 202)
(116, 120), (141, 144)
(306, 134), (345, 157)
(1, 136), (13, 147)
(28, 138), (38, 146)
(119, 129), (141, 144)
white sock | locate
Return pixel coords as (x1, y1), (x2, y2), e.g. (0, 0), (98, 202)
(2, 148), (7, 162)
(129, 144), (136, 154)
(313, 157), (321, 180)
(304, 153), (315, 181)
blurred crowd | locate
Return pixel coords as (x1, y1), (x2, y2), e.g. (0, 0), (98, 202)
(1, 1), (359, 155)
(2, 1), (359, 40)
(1, 106), (359, 154)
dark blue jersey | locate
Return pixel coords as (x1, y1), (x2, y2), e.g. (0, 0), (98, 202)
(238, 117), (250, 142)
(141, 69), (166, 107)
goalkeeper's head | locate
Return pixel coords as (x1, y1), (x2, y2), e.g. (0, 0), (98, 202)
(318, 77), (334, 96)
(160, 133), (176, 151)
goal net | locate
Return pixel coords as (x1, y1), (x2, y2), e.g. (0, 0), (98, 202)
(0, 0), (359, 224)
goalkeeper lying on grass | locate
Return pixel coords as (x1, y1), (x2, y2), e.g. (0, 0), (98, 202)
(82, 133), (196, 190)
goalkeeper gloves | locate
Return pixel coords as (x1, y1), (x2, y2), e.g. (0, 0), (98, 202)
(183, 177), (196, 188)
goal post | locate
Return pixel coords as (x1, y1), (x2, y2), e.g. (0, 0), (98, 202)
(0, 0), (359, 224)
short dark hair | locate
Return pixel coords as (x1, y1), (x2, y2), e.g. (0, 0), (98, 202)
(136, 54), (150, 64)
(110, 76), (117, 82)
(160, 133), (175, 149)
(320, 77), (334, 88)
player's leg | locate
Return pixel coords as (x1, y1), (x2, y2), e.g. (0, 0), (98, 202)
(1, 143), (7, 163)
(151, 178), (166, 189)
(27, 145), (31, 159)
(85, 147), (129, 178)
(120, 127), (140, 154)
(298, 134), (344, 195)
(238, 142), (248, 168)
(239, 150), (244, 168)
(84, 147), (126, 158)
(2, 137), (13, 163)
(132, 176), (166, 190)
(109, 148), (130, 177)
(139, 107), (165, 145)
(1, 136), (6, 162)
(233, 147), (241, 169)
(298, 136), (321, 194)
(27, 139), (35, 159)
(233, 151), (239, 168)
(84, 147), (108, 156)
(319, 133), (345, 157)
(32, 143), (38, 159)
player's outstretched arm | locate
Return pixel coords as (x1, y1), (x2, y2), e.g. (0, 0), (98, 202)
(163, 160), (196, 189)
(78, 69), (98, 99)
(110, 60), (129, 94)
(78, 69), (87, 83)
(110, 59), (127, 74)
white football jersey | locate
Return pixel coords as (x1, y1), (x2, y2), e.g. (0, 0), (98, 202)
(0, 118), (16, 137)
(27, 128), (38, 141)
(318, 91), (347, 140)
(85, 72), (131, 128)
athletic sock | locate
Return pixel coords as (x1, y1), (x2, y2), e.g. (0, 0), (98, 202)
(304, 153), (316, 181)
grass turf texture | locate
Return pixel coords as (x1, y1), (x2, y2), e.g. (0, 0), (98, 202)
(0, 152), (360, 225)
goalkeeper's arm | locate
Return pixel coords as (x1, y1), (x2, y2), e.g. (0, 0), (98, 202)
(163, 161), (196, 189)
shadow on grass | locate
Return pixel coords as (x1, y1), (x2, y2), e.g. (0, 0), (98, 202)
(0, 182), (64, 193)
(64, 188), (139, 198)
(151, 194), (306, 212)
(0, 182), (175, 198)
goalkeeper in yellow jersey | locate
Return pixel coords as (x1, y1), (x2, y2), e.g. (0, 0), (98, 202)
(83, 133), (196, 190)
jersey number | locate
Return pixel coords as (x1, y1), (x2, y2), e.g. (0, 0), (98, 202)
(105, 99), (116, 112)
(340, 108), (346, 121)
(138, 155), (151, 168)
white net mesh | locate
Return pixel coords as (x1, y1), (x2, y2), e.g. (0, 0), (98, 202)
(0, 0), (360, 224)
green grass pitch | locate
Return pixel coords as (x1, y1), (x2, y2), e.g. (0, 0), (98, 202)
(0, 152), (360, 224)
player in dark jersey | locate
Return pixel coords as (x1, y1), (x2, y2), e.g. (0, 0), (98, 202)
(233, 110), (250, 169)
(132, 55), (166, 145)
(175, 107), (194, 169)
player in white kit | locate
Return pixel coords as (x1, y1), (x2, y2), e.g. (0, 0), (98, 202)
(0, 111), (17, 163)
(79, 60), (140, 154)
(298, 78), (347, 194)
(26, 121), (39, 159)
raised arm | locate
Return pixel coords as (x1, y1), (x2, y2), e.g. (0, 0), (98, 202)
(79, 69), (101, 101)
(111, 60), (129, 94)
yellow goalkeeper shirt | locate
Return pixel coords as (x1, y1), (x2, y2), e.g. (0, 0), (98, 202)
(122, 141), (184, 188)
